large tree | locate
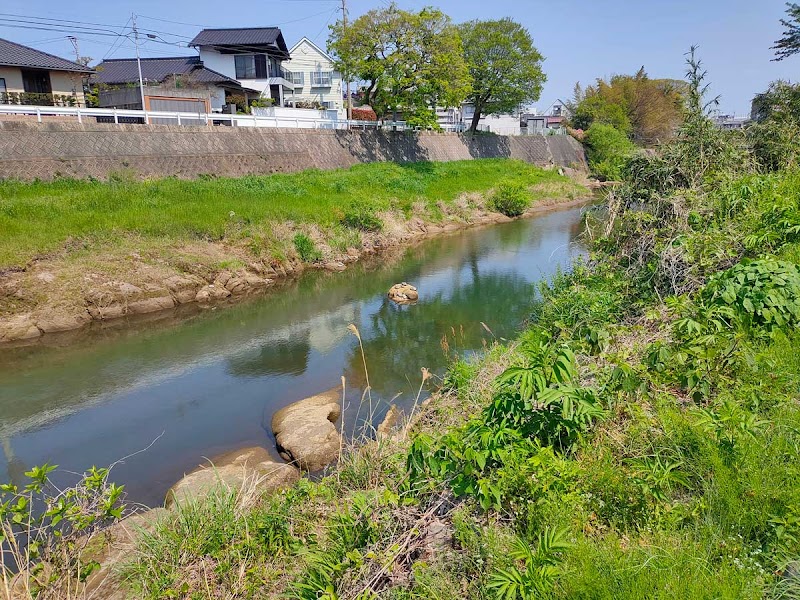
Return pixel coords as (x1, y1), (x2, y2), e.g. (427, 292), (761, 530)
(328, 4), (470, 125)
(571, 69), (685, 145)
(772, 2), (800, 61)
(458, 18), (545, 133)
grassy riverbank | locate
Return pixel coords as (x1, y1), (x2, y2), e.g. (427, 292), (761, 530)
(0, 159), (588, 340)
(97, 160), (800, 599)
(0, 160), (583, 270)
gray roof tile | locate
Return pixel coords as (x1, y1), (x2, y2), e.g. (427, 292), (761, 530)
(189, 28), (281, 47)
(0, 37), (93, 73)
(95, 56), (241, 87)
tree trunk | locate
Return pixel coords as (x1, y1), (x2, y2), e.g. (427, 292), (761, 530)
(468, 105), (483, 133)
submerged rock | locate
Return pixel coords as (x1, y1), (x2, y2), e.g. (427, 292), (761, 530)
(165, 446), (300, 507)
(271, 387), (342, 471)
(388, 282), (419, 305)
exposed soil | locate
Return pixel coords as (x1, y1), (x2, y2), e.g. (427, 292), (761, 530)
(0, 194), (592, 347)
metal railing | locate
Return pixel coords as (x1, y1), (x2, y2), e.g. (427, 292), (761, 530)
(0, 103), (471, 132)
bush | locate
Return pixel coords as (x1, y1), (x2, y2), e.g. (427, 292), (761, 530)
(584, 123), (636, 181)
(341, 200), (383, 232)
(701, 258), (800, 332)
(292, 233), (322, 262)
(489, 180), (531, 217)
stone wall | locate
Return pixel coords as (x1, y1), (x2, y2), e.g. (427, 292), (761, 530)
(0, 121), (587, 180)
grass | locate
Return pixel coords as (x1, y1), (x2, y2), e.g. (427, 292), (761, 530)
(0, 159), (585, 269)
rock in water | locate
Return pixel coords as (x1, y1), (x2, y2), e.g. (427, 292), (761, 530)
(271, 386), (342, 471)
(165, 446), (299, 507)
(388, 282), (419, 305)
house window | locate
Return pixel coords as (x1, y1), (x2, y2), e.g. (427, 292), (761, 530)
(0, 78), (5, 94)
(234, 54), (268, 79)
(310, 71), (332, 87)
(281, 70), (304, 86)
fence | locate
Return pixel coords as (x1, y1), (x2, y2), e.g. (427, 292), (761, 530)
(0, 103), (467, 132)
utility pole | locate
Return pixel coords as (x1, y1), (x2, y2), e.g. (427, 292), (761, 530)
(132, 13), (148, 124)
(67, 36), (80, 63)
(341, 0), (352, 126)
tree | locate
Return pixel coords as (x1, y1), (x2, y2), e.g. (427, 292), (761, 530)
(749, 81), (800, 170)
(570, 69), (685, 144)
(458, 18), (545, 133)
(772, 2), (800, 61)
(328, 4), (470, 125)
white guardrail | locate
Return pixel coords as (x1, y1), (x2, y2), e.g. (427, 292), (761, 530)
(0, 104), (468, 132)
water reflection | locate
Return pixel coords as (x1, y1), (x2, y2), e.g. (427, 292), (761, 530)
(0, 207), (587, 505)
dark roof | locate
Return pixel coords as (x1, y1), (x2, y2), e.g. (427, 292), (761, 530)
(0, 37), (93, 73)
(94, 56), (242, 87)
(190, 27), (280, 47)
(189, 27), (289, 58)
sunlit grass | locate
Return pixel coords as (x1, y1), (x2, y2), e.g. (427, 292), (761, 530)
(0, 159), (584, 268)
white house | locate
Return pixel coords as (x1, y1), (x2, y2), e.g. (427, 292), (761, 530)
(282, 37), (342, 111)
(189, 27), (293, 106)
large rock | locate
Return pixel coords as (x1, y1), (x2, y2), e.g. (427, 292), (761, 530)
(165, 446), (299, 508)
(35, 309), (91, 333)
(83, 508), (169, 600)
(127, 295), (175, 315)
(388, 282), (419, 305)
(272, 387), (343, 472)
(0, 314), (41, 342)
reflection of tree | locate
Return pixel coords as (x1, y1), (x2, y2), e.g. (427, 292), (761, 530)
(226, 334), (312, 378)
(344, 271), (536, 396)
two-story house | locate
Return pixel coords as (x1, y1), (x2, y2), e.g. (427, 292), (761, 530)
(282, 37), (342, 111)
(189, 27), (293, 106)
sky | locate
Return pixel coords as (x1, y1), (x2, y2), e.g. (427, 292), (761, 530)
(1, 0), (797, 115)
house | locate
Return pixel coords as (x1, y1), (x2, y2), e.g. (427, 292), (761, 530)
(94, 56), (256, 114)
(282, 37), (342, 111)
(0, 37), (93, 106)
(189, 27), (293, 107)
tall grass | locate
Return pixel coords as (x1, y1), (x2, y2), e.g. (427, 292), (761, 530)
(0, 159), (580, 268)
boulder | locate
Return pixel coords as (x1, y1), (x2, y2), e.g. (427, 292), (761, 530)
(165, 274), (202, 304)
(165, 446), (299, 508)
(36, 309), (91, 333)
(83, 508), (169, 600)
(0, 314), (42, 342)
(388, 282), (419, 305)
(377, 404), (402, 437)
(127, 295), (175, 315)
(271, 387), (342, 471)
(195, 284), (231, 303)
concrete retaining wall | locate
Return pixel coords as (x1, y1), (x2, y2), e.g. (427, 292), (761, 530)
(0, 121), (587, 180)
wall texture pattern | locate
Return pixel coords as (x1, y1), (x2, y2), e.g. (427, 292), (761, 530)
(0, 121), (587, 180)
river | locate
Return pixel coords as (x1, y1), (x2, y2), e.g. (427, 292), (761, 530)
(0, 205), (588, 507)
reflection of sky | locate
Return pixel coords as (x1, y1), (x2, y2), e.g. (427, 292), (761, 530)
(0, 207), (587, 506)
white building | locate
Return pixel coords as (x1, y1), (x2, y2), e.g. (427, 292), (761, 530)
(282, 37), (342, 111)
(189, 27), (294, 106)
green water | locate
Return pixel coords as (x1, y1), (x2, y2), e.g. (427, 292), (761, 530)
(0, 206), (587, 506)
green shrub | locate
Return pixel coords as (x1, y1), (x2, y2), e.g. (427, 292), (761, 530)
(701, 258), (800, 332)
(584, 123), (636, 181)
(292, 233), (322, 262)
(341, 199), (383, 232)
(490, 180), (531, 217)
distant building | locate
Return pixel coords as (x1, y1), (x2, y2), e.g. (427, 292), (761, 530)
(712, 114), (750, 130)
(0, 37), (93, 107)
(189, 27), (293, 106)
(283, 37), (342, 111)
(94, 56), (255, 114)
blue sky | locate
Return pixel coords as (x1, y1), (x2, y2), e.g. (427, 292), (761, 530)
(1, 0), (796, 114)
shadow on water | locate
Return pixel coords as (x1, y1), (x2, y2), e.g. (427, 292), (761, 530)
(0, 206), (587, 506)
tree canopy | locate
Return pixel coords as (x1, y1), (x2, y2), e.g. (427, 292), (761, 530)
(570, 69), (685, 145)
(772, 2), (800, 61)
(328, 4), (470, 126)
(458, 18), (545, 132)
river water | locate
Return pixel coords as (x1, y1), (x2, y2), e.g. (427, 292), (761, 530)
(0, 206), (587, 507)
